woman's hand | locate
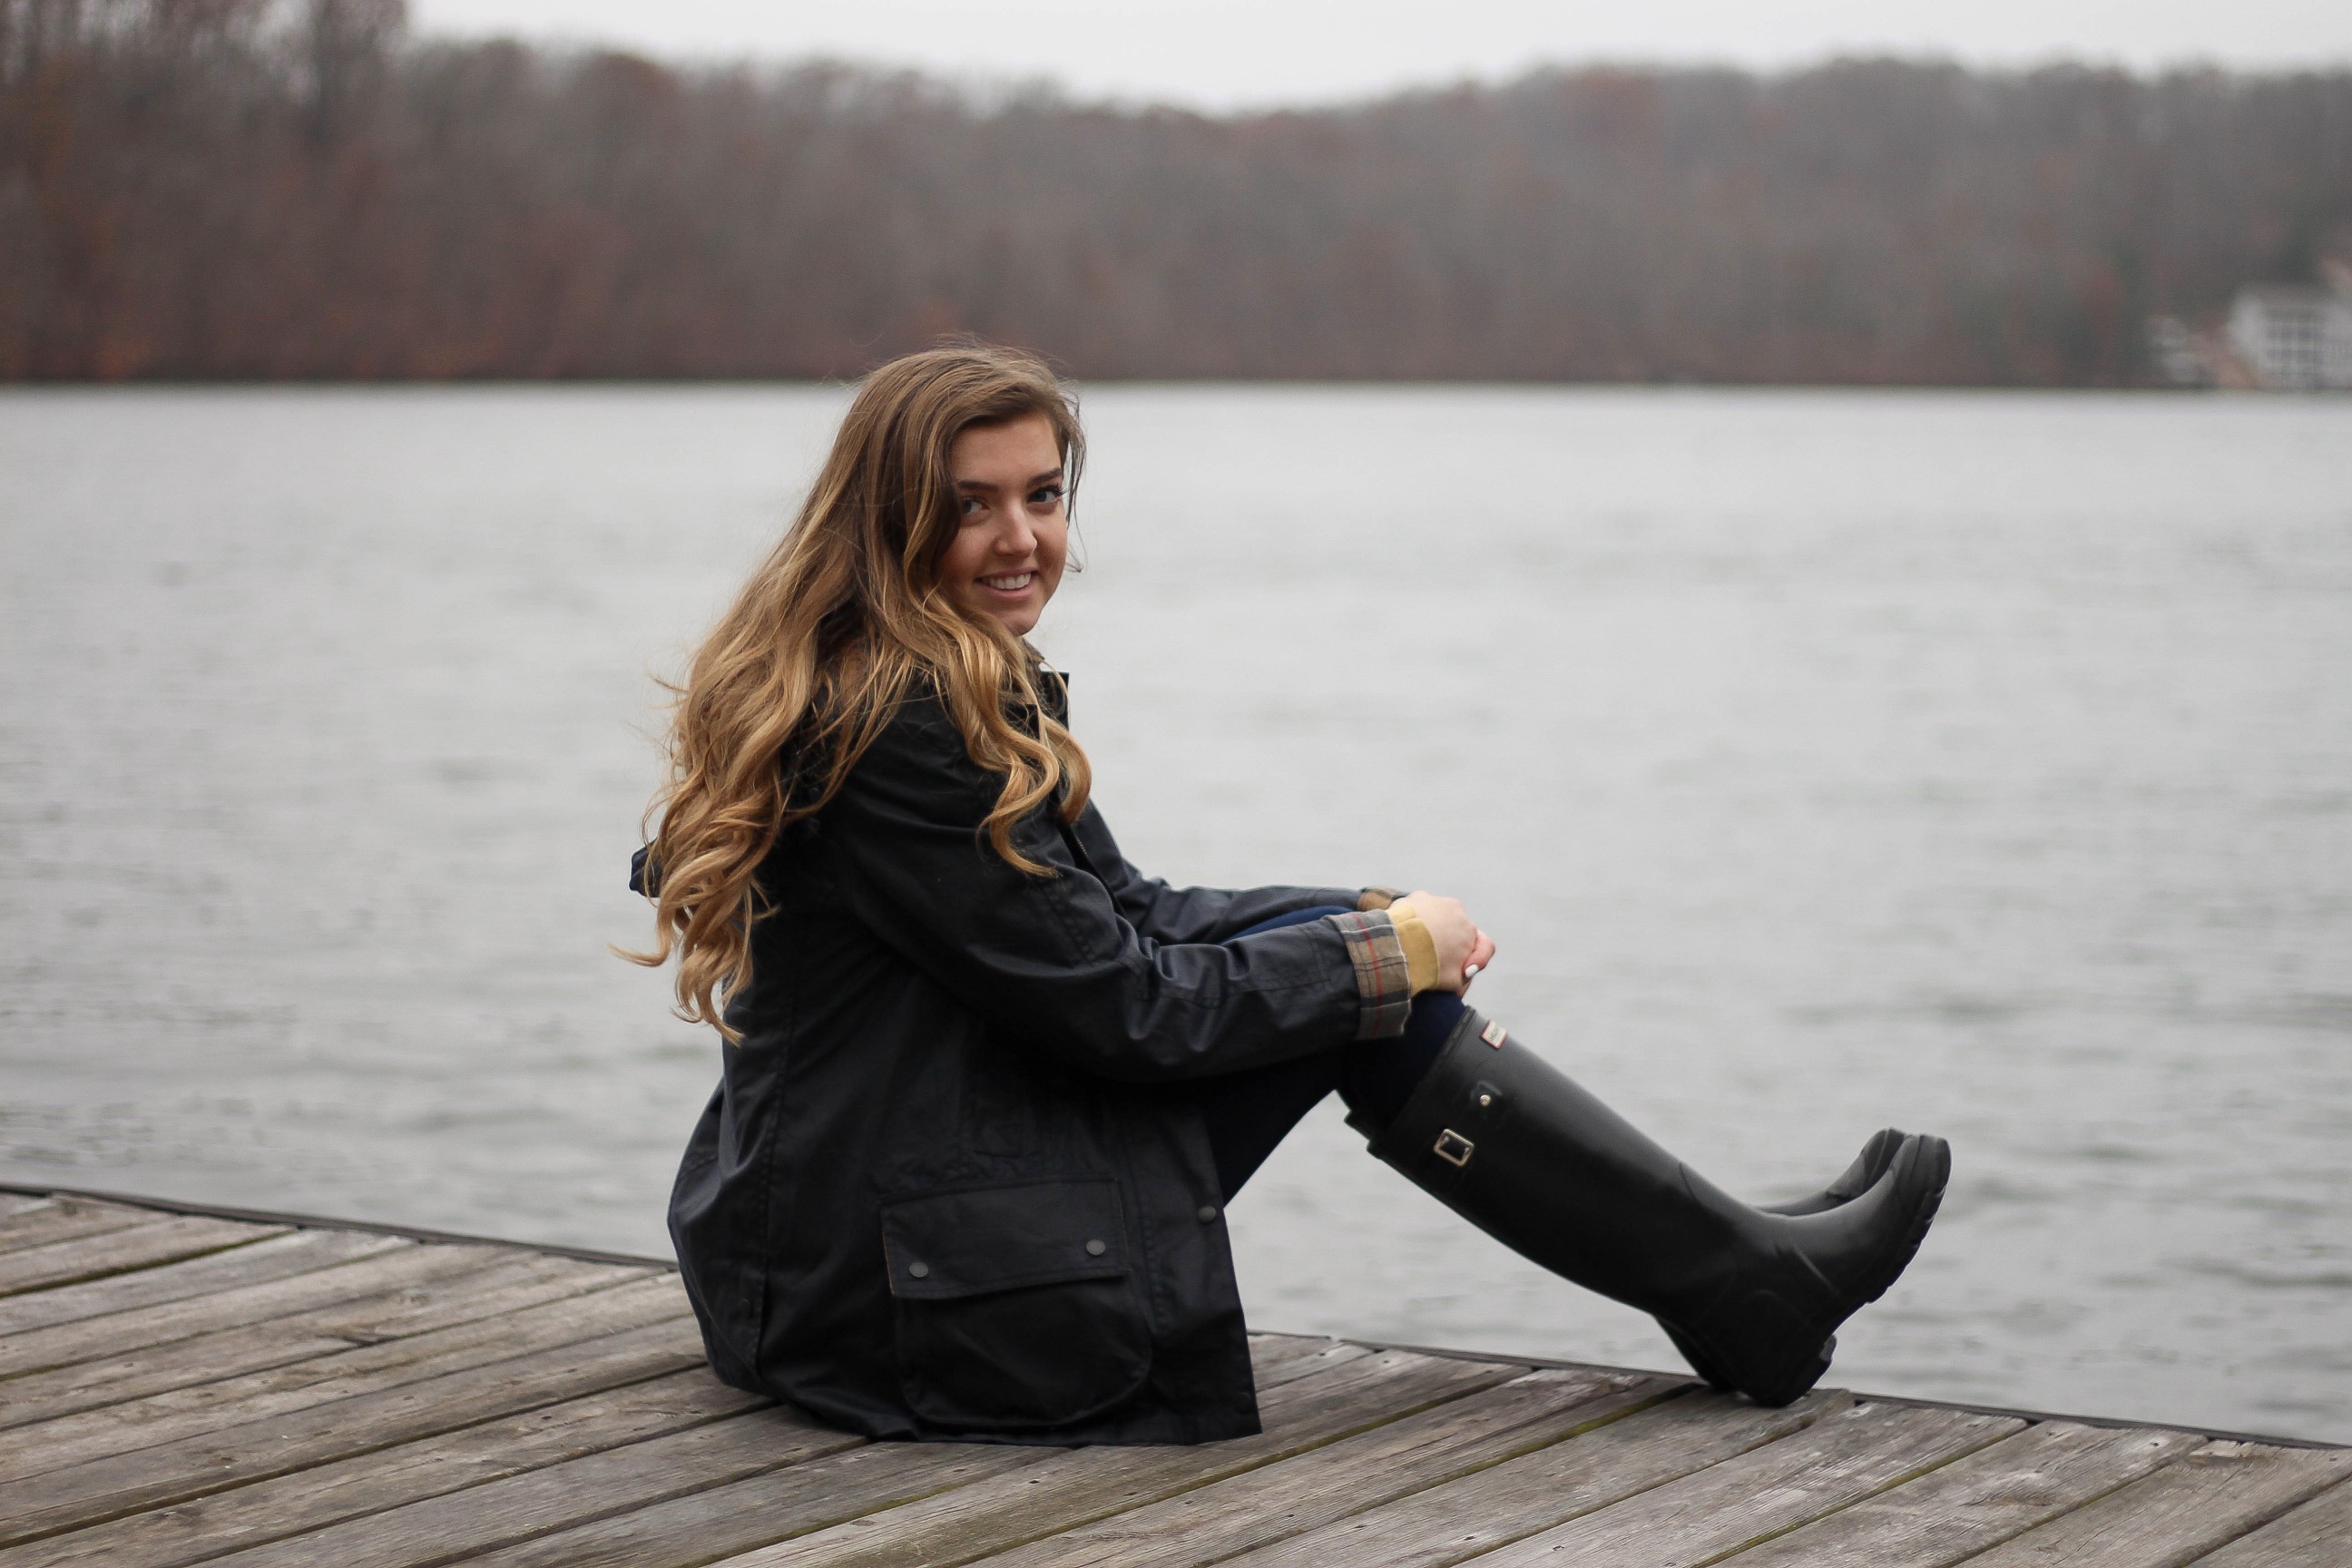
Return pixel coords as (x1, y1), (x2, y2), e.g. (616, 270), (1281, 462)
(1400, 890), (1497, 994)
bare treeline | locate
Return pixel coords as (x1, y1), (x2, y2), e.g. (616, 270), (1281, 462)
(5, 0), (2350, 382)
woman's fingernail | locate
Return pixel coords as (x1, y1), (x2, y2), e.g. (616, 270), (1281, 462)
(1463, 964), (1482, 979)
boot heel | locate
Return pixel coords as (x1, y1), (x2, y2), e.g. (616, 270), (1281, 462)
(1661, 1320), (1733, 1392)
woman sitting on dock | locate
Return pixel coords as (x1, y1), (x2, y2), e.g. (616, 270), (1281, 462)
(626, 343), (1951, 1446)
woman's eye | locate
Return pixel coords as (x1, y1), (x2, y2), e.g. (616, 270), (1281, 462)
(959, 496), (985, 517)
(1029, 485), (1064, 507)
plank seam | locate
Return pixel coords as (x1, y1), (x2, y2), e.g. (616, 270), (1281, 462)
(0, 1274), (689, 1478)
(782, 1363), (1549, 1568)
(1351, 1337), (2352, 1453)
(942, 1378), (1536, 1568)
(0, 1230), (287, 1300)
(0, 1337), (709, 1551)
(1177, 1381), (1695, 1568)
(1710, 1431), (2212, 1568)
(318, 1417), (873, 1568)
(0, 1232), (416, 1342)
(0, 1207), (159, 1257)
(1683, 1414), (2027, 1567)
(0, 1183), (676, 1271)
(0, 1261), (666, 1428)
(5, 1382), (790, 1568)
(1308, 1393), (1861, 1568)
(0, 1247), (595, 1377)
(756, 1450), (1069, 1568)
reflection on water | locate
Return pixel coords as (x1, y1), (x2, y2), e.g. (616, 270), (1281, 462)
(3, 385), (2347, 1441)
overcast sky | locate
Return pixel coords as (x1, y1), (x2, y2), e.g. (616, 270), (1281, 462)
(408, 0), (2352, 107)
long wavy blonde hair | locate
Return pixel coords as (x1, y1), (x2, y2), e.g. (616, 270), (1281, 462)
(625, 345), (1093, 1039)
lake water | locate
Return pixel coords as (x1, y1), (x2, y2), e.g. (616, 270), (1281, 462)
(3, 385), (2348, 1443)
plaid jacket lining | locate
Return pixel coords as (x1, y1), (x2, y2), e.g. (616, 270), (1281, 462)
(1325, 909), (1413, 1038)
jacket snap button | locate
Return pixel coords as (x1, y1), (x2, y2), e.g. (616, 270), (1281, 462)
(1084, 1239), (1107, 1257)
(1197, 1205), (1219, 1223)
(907, 1261), (930, 1279)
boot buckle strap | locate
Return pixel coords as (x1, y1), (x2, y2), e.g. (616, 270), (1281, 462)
(1433, 1129), (1475, 1168)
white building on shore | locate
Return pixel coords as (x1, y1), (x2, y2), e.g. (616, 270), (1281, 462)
(2226, 281), (2352, 389)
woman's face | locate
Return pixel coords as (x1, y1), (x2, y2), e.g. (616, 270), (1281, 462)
(941, 414), (1068, 637)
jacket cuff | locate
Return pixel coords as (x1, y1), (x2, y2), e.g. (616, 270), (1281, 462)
(1387, 903), (1443, 993)
(1356, 887), (1405, 911)
(1325, 911), (1415, 1039)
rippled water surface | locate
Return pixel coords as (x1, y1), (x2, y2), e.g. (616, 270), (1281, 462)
(4, 385), (2347, 1441)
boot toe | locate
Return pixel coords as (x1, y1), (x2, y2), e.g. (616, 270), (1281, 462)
(1854, 1133), (1950, 1307)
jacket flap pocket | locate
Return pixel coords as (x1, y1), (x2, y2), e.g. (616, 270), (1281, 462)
(881, 1179), (1128, 1300)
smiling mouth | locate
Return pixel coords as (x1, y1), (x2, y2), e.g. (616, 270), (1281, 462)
(979, 573), (1035, 593)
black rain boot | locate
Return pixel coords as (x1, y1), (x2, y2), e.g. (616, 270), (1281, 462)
(1663, 1124), (1909, 1391)
(1354, 1008), (1949, 1407)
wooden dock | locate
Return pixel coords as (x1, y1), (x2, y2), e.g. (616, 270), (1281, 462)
(0, 1187), (2343, 1568)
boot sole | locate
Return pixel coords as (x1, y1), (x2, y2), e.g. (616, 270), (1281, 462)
(1671, 1133), (1951, 1406)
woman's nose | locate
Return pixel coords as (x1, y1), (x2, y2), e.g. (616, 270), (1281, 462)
(995, 510), (1038, 555)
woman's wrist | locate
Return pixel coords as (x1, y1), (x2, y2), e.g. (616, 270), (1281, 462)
(1356, 887), (1405, 911)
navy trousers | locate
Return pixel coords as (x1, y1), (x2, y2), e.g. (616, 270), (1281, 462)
(1191, 906), (1462, 1202)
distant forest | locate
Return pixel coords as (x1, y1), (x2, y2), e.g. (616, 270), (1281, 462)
(5, 0), (2350, 383)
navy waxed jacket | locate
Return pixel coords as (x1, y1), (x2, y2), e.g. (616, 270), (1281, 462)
(649, 678), (1377, 1443)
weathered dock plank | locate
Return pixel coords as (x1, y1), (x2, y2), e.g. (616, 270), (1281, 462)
(0, 1305), (701, 1542)
(957, 1369), (1667, 1568)
(198, 1402), (882, 1568)
(1952, 1441), (2352, 1568)
(0, 1198), (162, 1255)
(388, 1436), (1036, 1568)
(1248, 1331), (1371, 1387)
(0, 1268), (678, 1484)
(0, 1185), (2337, 1568)
(0, 1227), (408, 1338)
(723, 1352), (1552, 1568)
(0, 1236), (497, 1377)
(1721, 1420), (2205, 1567)
(1220, 1386), (1848, 1568)
(0, 1369), (767, 1568)
(0, 1214), (284, 1296)
(1464, 1400), (2024, 1567)
(0, 1248), (626, 1418)
(474, 1355), (1512, 1568)
(2185, 1477), (2352, 1568)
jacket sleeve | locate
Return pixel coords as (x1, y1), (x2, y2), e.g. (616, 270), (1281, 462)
(1067, 801), (1367, 945)
(824, 698), (1406, 1082)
